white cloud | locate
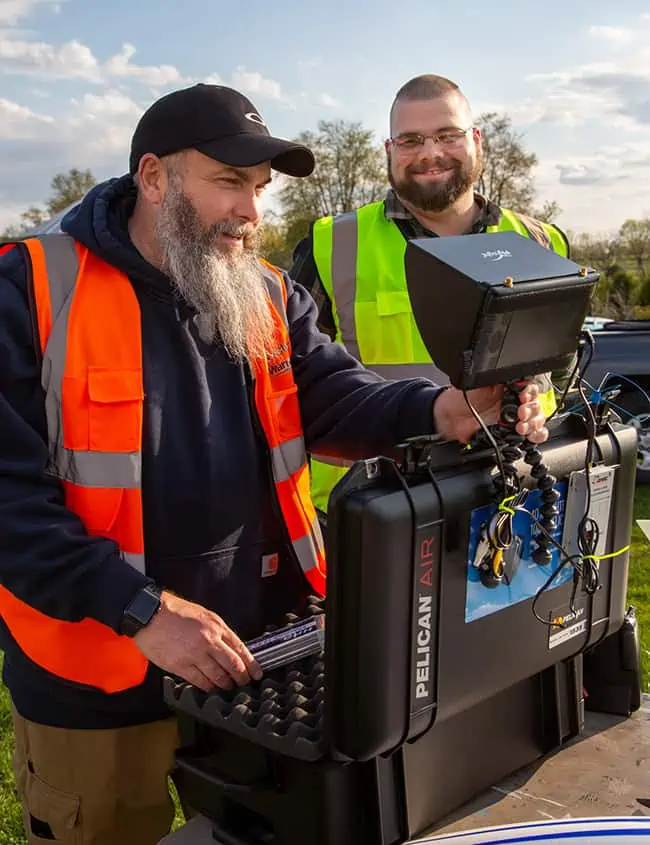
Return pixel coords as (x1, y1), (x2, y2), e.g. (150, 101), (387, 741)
(296, 59), (320, 72)
(0, 0), (63, 26)
(534, 141), (650, 233)
(0, 90), (144, 221)
(519, 14), (650, 130)
(0, 3), (186, 87)
(231, 66), (292, 106)
(0, 35), (192, 86)
(0, 36), (101, 80)
(0, 62), (296, 229)
(103, 43), (186, 88)
(0, 3), (144, 225)
(318, 93), (340, 108)
(0, 0), (291, 105)
(509, 87), (625, 128)
(554, 142), (650, 187)
(0, 26), (290, 109)
(587, 25), (633, 44)
(202, 67), (294, 107)
(3, 88), (142, 155)
(0, 7), (297, 223)
(477, 12), (650, 232)
(0, 96), (52, 139)
(63, 90), (144, 155)
(0, 198), (30, 232)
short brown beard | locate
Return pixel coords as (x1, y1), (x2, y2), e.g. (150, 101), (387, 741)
(155, 178), (276, 362)
(388, 146), (482, 212)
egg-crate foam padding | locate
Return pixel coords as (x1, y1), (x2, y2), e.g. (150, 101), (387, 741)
(163, 598), (328, 762)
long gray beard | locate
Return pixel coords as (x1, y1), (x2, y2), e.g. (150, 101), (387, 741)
(156, 188), (276, 362)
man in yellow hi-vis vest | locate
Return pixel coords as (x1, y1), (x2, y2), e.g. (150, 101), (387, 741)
(291, 74), (570, 520)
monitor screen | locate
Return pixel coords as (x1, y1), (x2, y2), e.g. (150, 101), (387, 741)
(496, 301), (586, 371)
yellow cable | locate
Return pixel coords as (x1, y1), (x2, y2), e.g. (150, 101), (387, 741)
(492, 548), (504, 578)
(498, 495), (516, 516)
(583, 545), (630, 563)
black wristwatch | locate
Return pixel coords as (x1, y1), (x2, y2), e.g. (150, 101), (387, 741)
(120, 584), (162, 638)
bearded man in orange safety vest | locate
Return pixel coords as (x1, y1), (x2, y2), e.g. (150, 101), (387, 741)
(0, 83), (548, 844)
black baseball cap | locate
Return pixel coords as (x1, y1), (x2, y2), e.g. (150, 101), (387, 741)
(129, 83), (315, 177)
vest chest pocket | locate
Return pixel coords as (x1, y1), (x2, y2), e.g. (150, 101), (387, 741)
(87, 368), (144, 453)
(356, 291), (428, 364)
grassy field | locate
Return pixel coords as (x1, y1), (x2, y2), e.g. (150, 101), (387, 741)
(0, 492), (648, 843)
(627, 485), (650, 692)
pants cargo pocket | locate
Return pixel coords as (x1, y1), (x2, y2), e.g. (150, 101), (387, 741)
(25, 766), (81, 844)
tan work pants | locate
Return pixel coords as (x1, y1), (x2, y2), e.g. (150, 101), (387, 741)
(11, 704), (181, 845)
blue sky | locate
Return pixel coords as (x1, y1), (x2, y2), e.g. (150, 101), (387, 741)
(1, 0), (650, 234)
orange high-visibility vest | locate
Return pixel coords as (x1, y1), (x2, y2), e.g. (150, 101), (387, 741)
(0, 235), (326, 694)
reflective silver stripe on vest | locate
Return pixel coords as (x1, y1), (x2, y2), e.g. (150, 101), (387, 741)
(270, 436), (307, 482)
(260, 263), (289, 330)
(122, 552), (146, 574)
(52, 447), (141, 489)
(257, 262), (325, 576)
(292, 518), (324, 577)
(38, 235), (80, 321)
(35, 236), (143, 492)
(330, 212), (361, 359)
(38, 235), (78, 395)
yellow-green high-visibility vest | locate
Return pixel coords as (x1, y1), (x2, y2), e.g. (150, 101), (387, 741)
(309, 201), (568, 514)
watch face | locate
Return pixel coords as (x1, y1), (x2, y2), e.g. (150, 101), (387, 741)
(122, 587), (161, 636)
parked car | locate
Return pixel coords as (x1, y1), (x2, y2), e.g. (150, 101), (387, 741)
(580, 318), (650, 484)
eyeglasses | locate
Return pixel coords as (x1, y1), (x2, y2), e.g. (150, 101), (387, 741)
(389, 128), (472, 152)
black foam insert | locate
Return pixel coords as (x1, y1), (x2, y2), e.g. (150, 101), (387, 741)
(164, 597), (328, 762)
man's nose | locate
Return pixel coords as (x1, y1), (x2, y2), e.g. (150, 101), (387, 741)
(233, 191), (262, 224)
(418, 137), (445, 160)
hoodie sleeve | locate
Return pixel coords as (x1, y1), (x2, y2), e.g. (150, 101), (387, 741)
(0, 246), (152, 635)
(285, 271), (442, 459)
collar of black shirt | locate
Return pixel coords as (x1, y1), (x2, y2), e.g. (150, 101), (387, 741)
(383, 189), (501, 240)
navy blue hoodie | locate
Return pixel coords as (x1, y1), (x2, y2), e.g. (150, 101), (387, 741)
(0, 176), (441, 728)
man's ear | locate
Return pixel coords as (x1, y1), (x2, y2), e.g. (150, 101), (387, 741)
(136, 154), (167, 206)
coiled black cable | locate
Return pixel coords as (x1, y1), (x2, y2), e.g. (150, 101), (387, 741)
(470, 381), (560, 564)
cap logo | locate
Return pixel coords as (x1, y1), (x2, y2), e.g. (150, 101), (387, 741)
(244, 112), (267, 126)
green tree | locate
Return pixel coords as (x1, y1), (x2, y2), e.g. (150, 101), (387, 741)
(1, 168), (97, 238)
(278, 120), (387, 246)
(608, 263), (639, 319)
(638, 271), (650, 308)
(258, 212), (294, 270)
(46, 168), (96, 215)
(570, 233), (623, 316)
(476, 112), (537, 211)
(1, 206), (48, 239)
(532, 200), (562, 224)
(619, 217), (650, 275)
(570, 232), (620, 273)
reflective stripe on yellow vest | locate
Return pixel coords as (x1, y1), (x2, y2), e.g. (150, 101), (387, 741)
(0, 235), (325, 694)
(310, 201), (568, 513)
